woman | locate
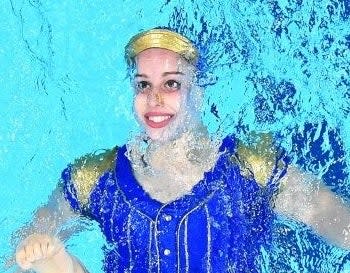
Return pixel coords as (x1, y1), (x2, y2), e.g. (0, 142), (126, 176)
(15, 28), (350, 273)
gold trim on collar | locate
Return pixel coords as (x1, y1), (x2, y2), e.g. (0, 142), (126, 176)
(125, 29), (198, 65)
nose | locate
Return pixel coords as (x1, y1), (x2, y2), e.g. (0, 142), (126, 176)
(147, 90), (164, 107)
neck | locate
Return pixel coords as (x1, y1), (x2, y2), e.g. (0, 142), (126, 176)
(126, 126), (220, 203)
(146, 124), (214, 168)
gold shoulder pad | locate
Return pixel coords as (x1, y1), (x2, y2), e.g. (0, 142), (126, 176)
(71, 147), (117, 206)
(235, 133), (277, 186)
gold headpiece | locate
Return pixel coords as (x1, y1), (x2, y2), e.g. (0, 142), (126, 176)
(125, 29), (198, 65)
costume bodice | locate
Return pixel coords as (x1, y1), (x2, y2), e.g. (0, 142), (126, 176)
(62, 135), (275, 272)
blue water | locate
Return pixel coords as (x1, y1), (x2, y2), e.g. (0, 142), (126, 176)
(1, 0), (349, 272)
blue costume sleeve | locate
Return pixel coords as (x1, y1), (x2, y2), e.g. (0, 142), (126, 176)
(61, 165), (85, 213)
(60, 147), (118, 215)
(233, 132), (289, 199)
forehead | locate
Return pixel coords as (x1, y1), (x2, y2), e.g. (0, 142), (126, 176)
(135, 48), (190, 73)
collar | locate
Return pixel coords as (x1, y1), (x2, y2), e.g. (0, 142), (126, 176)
(115, 135), (237, 220)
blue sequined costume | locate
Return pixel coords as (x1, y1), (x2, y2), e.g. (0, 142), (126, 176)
(62, 136), (277, 272)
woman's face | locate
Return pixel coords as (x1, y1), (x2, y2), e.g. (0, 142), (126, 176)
(133, 48), (199, 141)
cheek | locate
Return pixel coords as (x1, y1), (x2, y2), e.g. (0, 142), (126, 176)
(133, 94), (146, 119)
(165, 92), (183, 112)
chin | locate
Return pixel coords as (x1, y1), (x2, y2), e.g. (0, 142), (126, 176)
(147, 129), (173, 143)
(146, 124), (184, 143)
(147, 130), (166, 142)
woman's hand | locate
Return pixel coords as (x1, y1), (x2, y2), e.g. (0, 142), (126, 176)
(16, 234), (74, 273)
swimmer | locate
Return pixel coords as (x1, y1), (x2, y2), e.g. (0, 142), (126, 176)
(13, 28), (350, 273)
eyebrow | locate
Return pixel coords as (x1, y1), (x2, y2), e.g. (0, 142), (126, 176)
(163, 71), (185, 76)
(134, 71), (185, 78)
(134, 73), (148, 78)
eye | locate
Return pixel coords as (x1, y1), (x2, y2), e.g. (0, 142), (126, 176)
(135, 81), (151, 93)
(164, 80), (181, 91)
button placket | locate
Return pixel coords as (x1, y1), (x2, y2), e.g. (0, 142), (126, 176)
(164, 214), (172, 221)
(155, 208), (177, 272)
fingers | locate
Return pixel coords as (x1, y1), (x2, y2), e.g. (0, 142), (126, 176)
(16, 247), (32, 270)
(15, 234), (63, 271)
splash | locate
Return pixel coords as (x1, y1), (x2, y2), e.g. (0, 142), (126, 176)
(1, 0), (350, 273)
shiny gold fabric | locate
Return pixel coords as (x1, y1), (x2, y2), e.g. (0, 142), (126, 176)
(235, 133), (278, 186)
(71, 147), (117, 207)
(125, 29), (198, 65)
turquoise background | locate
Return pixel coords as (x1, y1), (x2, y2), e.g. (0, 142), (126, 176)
(1, 0), (349, 272)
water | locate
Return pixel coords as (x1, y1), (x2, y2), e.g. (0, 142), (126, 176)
(1, 0), (349, 272)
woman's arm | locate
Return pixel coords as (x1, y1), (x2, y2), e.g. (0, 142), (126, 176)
(16, 234), (88, 273)
(6, 186), (84, 271)
(14, 185), (81, 242)
(274, 165), (350, 249)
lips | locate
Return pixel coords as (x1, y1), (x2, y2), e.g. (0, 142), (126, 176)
(144, 112), (174, 128)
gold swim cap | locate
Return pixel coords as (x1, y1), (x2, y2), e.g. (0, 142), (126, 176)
(125, 29), (199, 65)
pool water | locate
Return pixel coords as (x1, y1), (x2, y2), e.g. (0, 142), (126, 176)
(1, 0), (350, 272)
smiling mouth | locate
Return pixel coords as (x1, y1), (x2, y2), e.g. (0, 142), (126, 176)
(144, 114), (174, 128)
